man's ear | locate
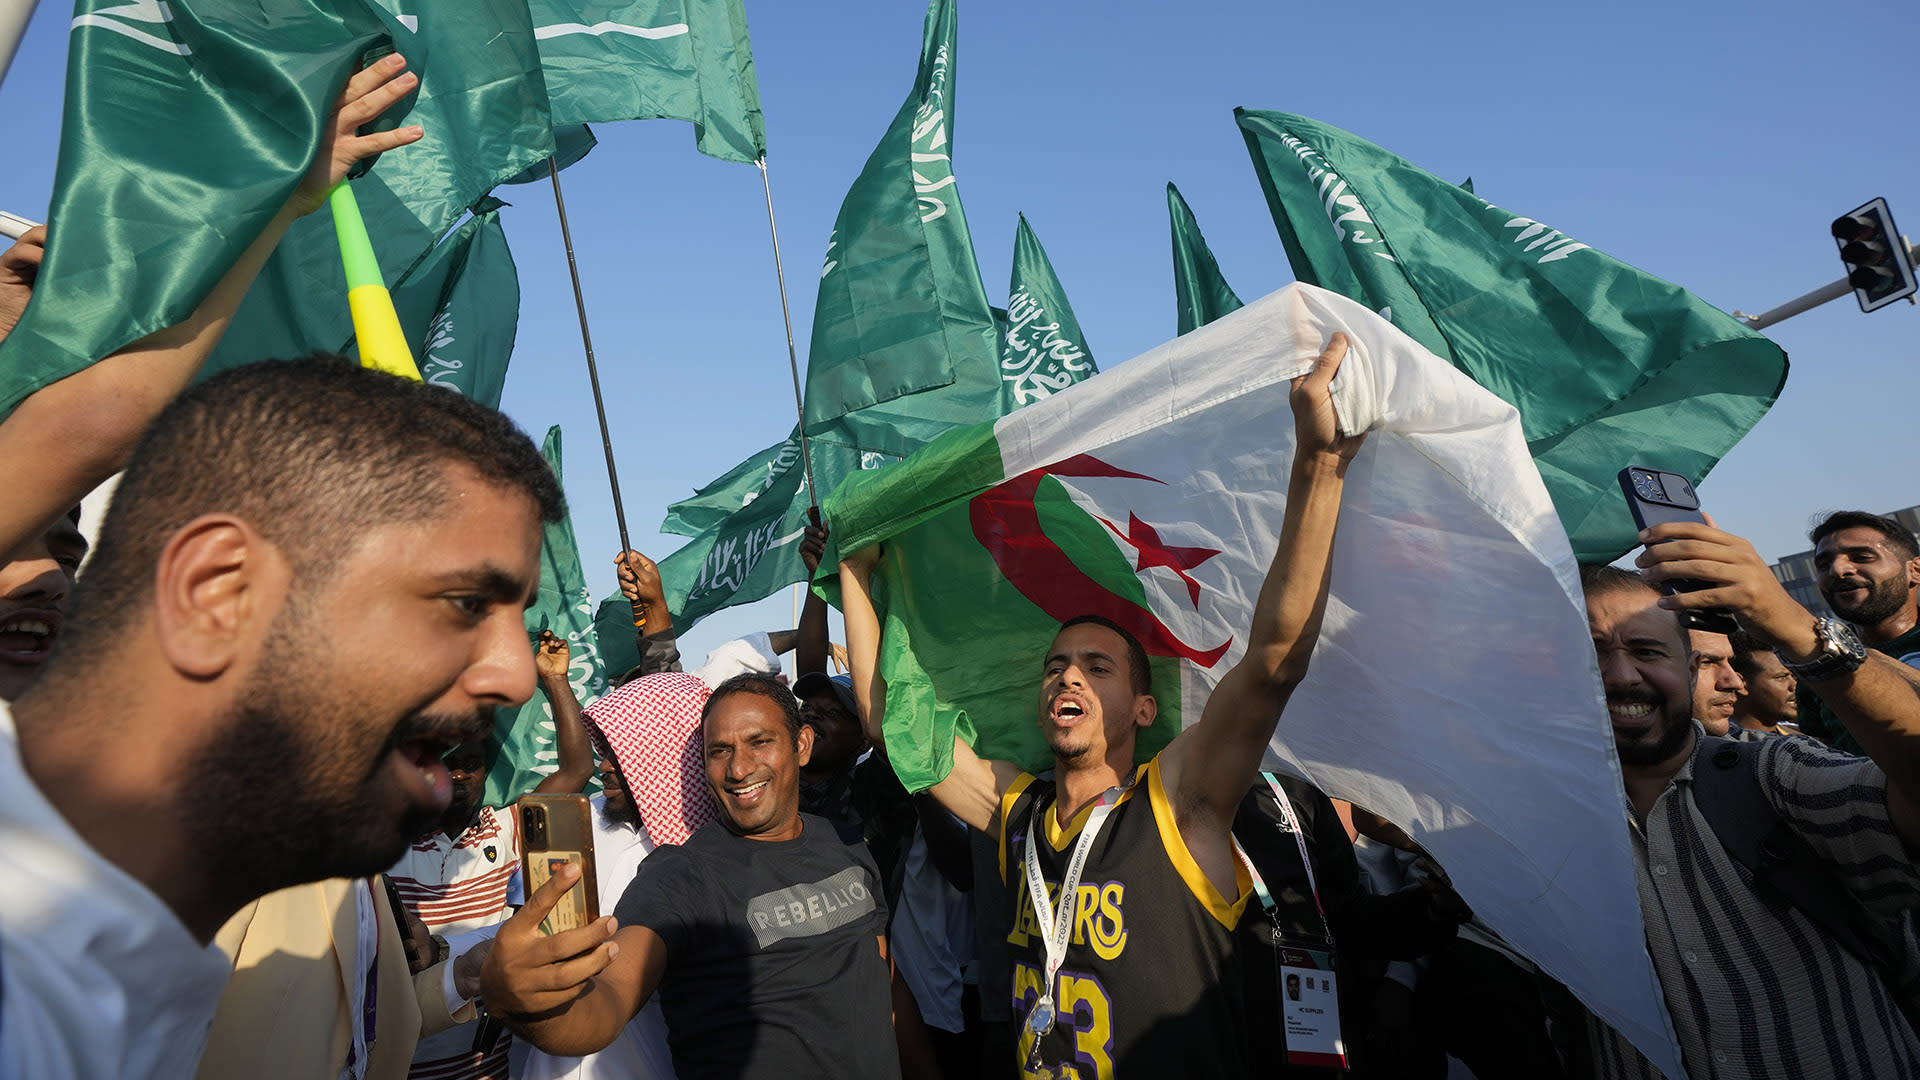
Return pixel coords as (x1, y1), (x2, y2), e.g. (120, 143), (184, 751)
(152, 515), (283, 680)
(1905, 556), (1920, 588)
(795, 722), (816, 768)
(1133, 692), (1158, 730)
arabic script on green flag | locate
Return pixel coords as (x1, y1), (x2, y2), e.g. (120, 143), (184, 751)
(1235, 108), (1787, 562)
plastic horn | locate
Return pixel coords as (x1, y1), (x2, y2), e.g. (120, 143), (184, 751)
(328, 183), (420, 381)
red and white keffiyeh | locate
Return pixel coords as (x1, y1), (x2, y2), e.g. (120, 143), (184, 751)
(582, 672), (717, 846)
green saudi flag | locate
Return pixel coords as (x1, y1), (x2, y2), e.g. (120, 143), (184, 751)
(529, 0), (764, 163)
(659, 430), (801, 539)
(1167, 182), (1244, 335)
(1235, 109), (1788, 562)
(590, 432), (881, 666)
(484, 426), (609, 808)
(207, 0), (555, 376)
(997, 214), (1097, 411)
(381, 198), (520, 409)
(802, 0), (1000, 460)
(828, 281), (1685, 1078)
(0, 0), (392, 413)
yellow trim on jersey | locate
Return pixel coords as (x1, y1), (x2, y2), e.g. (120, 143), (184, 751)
(997, 772), (1039, 884)
(1146, 756), (1252, 930)
(1040, 764), (1147, 852)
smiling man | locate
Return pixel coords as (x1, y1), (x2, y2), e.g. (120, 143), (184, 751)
(1797, 511), (1920, 754)
(483, 672), (901, 1080)
(0, 358), (561, 1080)
(1580, 513), (1920, 1078)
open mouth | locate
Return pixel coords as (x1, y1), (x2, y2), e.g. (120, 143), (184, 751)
(394, 735), (462, 811)
(1050, 697), (1088, 724)
(727, 779), (771, 804)
(0, 611), (60, 664)
(1606, 698), (1657, 731)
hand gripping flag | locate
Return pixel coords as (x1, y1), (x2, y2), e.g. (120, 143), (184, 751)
(1235, 109), (1787, 563)
(826, 282), (1685, 1078)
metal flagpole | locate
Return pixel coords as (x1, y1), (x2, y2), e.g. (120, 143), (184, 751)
(548, 159), (635, 557)
(756, 157), (821, 525)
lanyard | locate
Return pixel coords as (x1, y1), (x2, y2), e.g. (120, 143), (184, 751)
(1022, 776), (1130, 1035)
(1235, 773), (1334, 944)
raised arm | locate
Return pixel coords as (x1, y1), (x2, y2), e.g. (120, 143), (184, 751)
(795, 522), (831, 676)
(531, 630), (596, 795)
(0, 57), (423, 560)
(615, 549), (682, 677)
(1159, 333), (1364, 828)
(839, 546), (1017, 833)
(1640, 517), (1920, 849)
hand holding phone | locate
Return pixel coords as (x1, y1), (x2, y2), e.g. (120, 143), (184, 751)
(1617, 466), (1738, 634)
(518, 794), (600, 936)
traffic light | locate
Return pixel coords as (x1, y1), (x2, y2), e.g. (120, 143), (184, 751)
(1831, 197), (1917, 313)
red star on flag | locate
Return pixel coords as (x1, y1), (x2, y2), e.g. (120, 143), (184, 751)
(1096, 512), (1221, 608)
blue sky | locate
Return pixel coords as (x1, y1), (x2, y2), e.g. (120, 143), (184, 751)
(3, 0), (1917, 666)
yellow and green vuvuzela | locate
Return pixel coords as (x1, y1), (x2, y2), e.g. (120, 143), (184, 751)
(329, 183), (419, 381)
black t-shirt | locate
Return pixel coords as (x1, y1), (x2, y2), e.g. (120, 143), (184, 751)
(614, 813), (900, 1080)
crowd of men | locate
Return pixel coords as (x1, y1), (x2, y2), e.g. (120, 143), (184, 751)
(0, 57), (1916, 1080)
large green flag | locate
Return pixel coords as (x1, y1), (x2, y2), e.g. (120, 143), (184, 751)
(484, 426), (610, 808)
(1234, 109), (1788, 562)
(207, 0), (555, 375)
(997, 214), (1096, 411)
(1167, 182), (1244, 336)
(658, 431), (800, 539)
(529, 0), (764, 163)
(801, 0), (999, 460)
(382, 198), (521, 409)
(0, 0), (392, 413)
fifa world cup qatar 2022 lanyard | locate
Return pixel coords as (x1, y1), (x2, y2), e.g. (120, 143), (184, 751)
(1021, 776), (1131, 1046)
(1235, 772), (1348, 1070)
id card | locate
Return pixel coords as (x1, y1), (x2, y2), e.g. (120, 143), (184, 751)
(1278, 945), (1346, 1069)
(527, 852), (591, 935)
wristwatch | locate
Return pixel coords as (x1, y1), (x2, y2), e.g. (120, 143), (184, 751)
(1779, 617), (1868, 682)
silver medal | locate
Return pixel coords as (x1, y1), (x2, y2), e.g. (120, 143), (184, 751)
(1028, 997), (1056, 1036)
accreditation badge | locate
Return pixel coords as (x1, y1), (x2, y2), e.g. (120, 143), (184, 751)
(1277, 945), (1347, 1069)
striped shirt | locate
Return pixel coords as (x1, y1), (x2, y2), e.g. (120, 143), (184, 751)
(389, 806), (520, 935)
(388, 806), (522, 1080)
(1592, 733), (1920, 1079)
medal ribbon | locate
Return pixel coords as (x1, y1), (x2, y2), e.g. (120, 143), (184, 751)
(1022, 777), (1130, 1034)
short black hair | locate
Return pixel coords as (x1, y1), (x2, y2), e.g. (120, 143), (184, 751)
(1810, 511), (1918, 561)
(1727, 630), (1774, 681)
(1578, 562), (1688, 646)
(1057, 614), (1151, 696)
(53, 357), (562, 671)
(703, 672), (804, 744)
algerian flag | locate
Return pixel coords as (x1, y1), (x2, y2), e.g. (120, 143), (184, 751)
(1167, 181), (1243, 335)
(0, 0), (391, 413)
(997, 214), (1096, 411)
(484, 426), (609, 808)
(826, 282), (1684, 1079)
(1235, 109), (1787, 563)
(381, 198), (521, 409)
(207, 0), (556, 376)
(802, 0), (1000, 460)
(529, 0), (764, 163)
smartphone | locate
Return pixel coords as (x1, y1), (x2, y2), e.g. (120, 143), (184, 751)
(518, 794), (600, 936)
(1617, 466), (1738, 633)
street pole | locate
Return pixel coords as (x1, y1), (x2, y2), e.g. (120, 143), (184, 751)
(1734, 238), (1920, 330)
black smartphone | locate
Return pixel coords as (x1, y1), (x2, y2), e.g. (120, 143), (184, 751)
(1617, 466), (1737, 634)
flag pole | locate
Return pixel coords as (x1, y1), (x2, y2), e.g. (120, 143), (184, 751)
(756, 157), (821, 525)
(547, 159), (635, 558)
